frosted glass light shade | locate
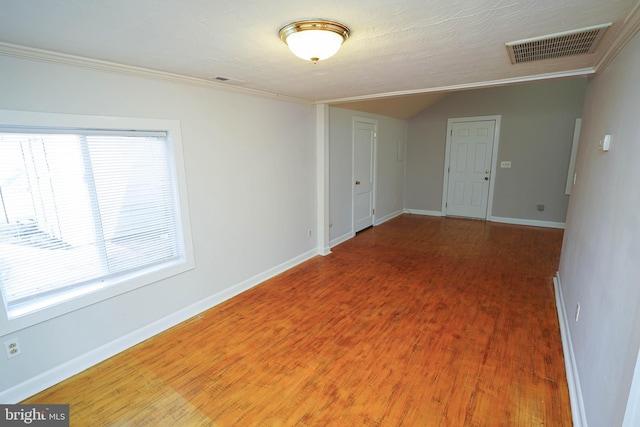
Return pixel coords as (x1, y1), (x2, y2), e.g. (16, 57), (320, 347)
(279, 20), (350, 63)
(286, 30), (344, 62)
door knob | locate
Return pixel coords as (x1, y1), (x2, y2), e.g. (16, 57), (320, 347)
(355, 180), (361, 185)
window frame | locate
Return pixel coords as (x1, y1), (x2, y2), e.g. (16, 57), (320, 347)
(0, 110), (194, 335)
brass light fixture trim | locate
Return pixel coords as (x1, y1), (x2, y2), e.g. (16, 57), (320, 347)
(279, 19), (351, 63)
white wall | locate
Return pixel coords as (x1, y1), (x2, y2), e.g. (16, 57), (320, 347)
(0, 55), (318, 400)
(558, 31), (640, 427)
(328, 107), (407, 245)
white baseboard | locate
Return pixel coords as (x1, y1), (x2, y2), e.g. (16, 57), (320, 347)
(0, 248), (319, 404)
(554, 272), (588, 427)
(491, 216), (565, 229)
(374, 209), (403, 226)
(403, 211), (565, 229)
(404, 209), (444, 217)
(330, 231), (354, 248)
(329, 210), (402, 249)
(317, 244), (331, 256)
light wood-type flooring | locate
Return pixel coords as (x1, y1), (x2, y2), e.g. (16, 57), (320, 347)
(25, 215), (572, 426)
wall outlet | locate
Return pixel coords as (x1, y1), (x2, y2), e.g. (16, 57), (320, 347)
(500, 161), (511, 168)
(537, 204), (545, 211)
(307, 229), (312, 238)
(4, 338), (21, 359)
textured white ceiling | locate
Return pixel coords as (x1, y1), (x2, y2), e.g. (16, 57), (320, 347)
(0, 0), (638, 118)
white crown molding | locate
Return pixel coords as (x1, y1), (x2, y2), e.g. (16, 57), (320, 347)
(0, 41), (311, 105)
(595, 0), (640, 73)
(317, 68), (595, 104)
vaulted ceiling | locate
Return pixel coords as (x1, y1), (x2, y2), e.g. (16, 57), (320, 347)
(1, 0), (639, 118)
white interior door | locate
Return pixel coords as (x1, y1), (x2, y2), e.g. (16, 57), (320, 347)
(353, 118), (376, 232)
(445, 120), (496, 219)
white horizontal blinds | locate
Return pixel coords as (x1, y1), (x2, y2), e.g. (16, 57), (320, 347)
(0, 134), (92, 310)
(87, 135), (180, 273)
(0, 130), (181, 318)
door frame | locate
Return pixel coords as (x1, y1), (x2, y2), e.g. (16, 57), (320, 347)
(352, 116), (378, 233)
(441, 115), (501, 219)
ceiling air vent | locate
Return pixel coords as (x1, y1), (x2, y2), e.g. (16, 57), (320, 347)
(212, 76), (245, 85)
(506, 23), (611, 64)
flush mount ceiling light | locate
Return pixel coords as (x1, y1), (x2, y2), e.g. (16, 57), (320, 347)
(279, 20), (350, 63)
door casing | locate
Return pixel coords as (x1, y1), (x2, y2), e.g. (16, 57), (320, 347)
(441, 115), (501, 220)
(352, 116), (378, 233)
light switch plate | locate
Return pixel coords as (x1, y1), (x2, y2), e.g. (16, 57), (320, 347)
(500, 161), (511, 168)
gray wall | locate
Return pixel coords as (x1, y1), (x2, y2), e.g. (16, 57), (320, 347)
(329, 107), (407, 245)
(558, 30), (640, 427)
(406, 79), (587, 223)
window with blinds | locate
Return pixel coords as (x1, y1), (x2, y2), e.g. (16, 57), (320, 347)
(0, 128), (188, 320)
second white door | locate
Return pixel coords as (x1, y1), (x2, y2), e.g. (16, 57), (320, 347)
(445, 120), (496, 219)
(353, 118), (377, 232)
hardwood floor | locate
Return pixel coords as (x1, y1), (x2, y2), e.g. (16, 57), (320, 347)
(24, 215), (572, 426)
